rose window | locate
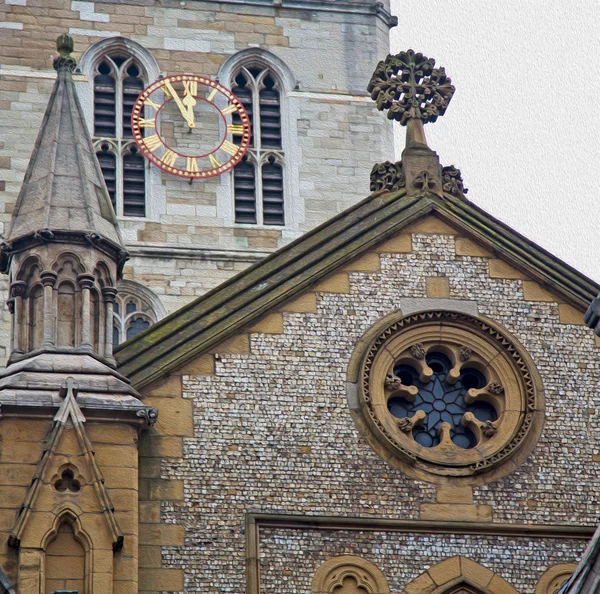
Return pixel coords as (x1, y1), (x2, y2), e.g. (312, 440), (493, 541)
(356, 311), (544, 483)
(388, 351), (499, 449)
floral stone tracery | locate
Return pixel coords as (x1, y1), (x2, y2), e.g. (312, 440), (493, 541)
(357, 311), (544, 484)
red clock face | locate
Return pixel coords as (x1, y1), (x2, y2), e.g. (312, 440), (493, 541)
(131, 74), (251, 179)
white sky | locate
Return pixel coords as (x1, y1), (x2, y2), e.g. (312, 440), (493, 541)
(389, 0), (600, 282)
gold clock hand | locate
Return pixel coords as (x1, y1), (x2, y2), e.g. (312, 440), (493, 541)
(182, 80), (197, 129)
(163, 79), (194, 127)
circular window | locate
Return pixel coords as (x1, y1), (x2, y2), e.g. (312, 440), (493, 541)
(357, 311), (544, 484)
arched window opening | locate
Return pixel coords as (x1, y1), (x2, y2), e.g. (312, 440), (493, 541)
(28, 285), (43, 351)
(231, 65), (285, 226)
(113, 292), (158, 347)
(45, 521), (85, 594)
(90, 289), (100, 352)
(92, 52), (147, 218)
(56, 283), (76, 348)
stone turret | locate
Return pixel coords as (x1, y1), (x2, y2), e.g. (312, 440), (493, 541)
(0, 35), (154, 424)
(0, 36), (156, 593)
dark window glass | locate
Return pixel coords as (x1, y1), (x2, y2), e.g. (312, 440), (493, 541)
(122, 62), (143, 139)
(96, 143), (117, 209)
(123, 147), (145, 217)
(93, 60), (116, 137)
(262, 156), (284, 226)
(234, 156), (257, 224)
(127, 317), (150, 340)
(259, 74), (281, 149)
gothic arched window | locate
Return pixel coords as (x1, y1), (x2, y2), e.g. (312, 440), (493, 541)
(112, 281), (165, 347)
(231, 66), (285, 226)
(92, 53), (147, 217)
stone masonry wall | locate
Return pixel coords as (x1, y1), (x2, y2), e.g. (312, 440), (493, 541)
(0, 0), (395, 364)
(137, 216), (600, 594)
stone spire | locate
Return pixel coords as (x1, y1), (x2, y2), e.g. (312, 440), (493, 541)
(0, 33), (127, 276)
(368, 49), (467, 198)
(0, 35), (153, 428)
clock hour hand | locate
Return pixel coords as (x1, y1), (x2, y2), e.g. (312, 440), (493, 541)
(163, 79), (194, 128)
(182, 82), (197, 129)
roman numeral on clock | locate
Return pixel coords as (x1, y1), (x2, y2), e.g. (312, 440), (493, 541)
(183, 80), (198, 96)
(220, 140), (239, 156)
(207, 88), (218, 102)
(138, 118), (155, 128)
(209, 154), (222, 169)
(221, 104), (238, 115)
(227, 124), (244, 135)
(144, 134), (162, 152)
(186, 157), (199, 172)
(162, 150), (177, 167)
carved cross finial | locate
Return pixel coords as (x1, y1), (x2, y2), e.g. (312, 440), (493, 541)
(367, 49), (455, 125)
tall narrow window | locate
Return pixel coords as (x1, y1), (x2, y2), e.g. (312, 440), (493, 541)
(231, 67), (285, 226)
(112, 292), (156, 346)
(92, 54), (147, 217)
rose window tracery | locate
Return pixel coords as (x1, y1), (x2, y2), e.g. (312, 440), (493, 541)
(387, 350), (499, 449)
(356, 311), (544, 483)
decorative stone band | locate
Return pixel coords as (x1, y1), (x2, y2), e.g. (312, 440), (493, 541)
(0, 229), (129, 277)
(370, 160), (468, 197)
(357, 310), (545, 485)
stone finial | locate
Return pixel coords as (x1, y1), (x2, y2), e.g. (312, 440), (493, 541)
(54, 33), (76, 72)
(368, 50), (462, 198)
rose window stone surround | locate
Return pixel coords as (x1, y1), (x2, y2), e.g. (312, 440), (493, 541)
(356, 311), (544, 483)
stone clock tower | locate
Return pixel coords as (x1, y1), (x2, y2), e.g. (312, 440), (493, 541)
(0, 0), (397, 365)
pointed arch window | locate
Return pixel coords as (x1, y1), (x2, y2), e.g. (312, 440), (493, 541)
(231, 67), (285, 226)
(92, 54), (147, 218)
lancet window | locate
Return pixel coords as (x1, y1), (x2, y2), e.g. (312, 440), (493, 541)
(92, 53), (147, 217)
(112, 288), (159, 346)
(231, 66), (285, 226)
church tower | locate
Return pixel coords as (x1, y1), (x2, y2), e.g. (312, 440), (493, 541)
(0, 35), (156, 594)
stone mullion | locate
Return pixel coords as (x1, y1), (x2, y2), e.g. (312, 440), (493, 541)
(250, 76), (265, 224)
(40, 271), (58, 347)
(77, 274), (95, 349)
(102, 287), (117, 359)
(115, 67), (125, 217)
(9, 280), (27, 354)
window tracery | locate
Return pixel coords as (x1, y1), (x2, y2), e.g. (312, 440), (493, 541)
(112, 292), (155, 346)
(354, 310), (544, 484)
(312, 556), (390, 594)
(92, 51), (147, 217)
(231, 66), (285, 226)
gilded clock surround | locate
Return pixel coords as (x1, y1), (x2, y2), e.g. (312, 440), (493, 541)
(354, 310), (545, 484)
(131, 73), (251, 179)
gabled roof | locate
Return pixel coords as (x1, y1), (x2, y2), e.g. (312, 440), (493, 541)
(116, 188), (600, 390)
(0, 35), (125, 273)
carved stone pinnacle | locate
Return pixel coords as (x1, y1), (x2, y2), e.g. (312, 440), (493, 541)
(367, 49), (455, 125)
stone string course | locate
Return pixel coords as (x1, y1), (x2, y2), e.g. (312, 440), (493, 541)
(158, 229), (600, 593)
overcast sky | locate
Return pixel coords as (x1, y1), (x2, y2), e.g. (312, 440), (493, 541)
(389, 0), (600, 282)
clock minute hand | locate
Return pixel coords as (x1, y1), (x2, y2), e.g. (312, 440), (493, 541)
(163, 80), (194, 127)
(182, 92), (196, 129)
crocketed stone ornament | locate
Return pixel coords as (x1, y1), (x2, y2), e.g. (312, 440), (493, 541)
(356, 311), (544, 484)
(367, 49), (455, 124)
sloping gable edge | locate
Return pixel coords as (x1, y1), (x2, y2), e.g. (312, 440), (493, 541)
(116, 190), (600, 390)
(9, 378), (123, 551)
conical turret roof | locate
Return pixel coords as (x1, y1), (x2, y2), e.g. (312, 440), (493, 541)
(0, 34), (126, 272)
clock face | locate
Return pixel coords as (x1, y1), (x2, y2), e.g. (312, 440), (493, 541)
(131, 74), (251, 179)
